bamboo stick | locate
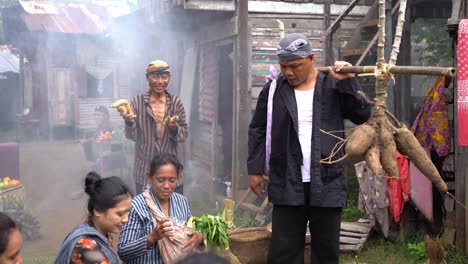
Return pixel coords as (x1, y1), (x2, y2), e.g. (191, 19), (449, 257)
(377, 0), (386, 69)
(315, 66), (455, 77)
(375, 0), (388, 103)
(389, 0), (407, 65)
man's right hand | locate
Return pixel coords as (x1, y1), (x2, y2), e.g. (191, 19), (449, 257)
(121, 112), (135, 124)
(249, 174), (265, 197)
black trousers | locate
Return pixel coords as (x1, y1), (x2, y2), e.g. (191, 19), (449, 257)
(268, 183), (342, 264)
(135, 183), (184, 195)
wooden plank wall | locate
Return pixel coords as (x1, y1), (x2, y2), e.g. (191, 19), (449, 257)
(190, 120), (214, 169)
(249, 13), (363, 111)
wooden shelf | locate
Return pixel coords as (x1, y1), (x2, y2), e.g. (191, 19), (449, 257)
(360, 19), (379, 28)
(342, 48), (365, 56)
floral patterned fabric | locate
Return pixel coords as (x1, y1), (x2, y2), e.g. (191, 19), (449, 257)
(411, 75), (451, 157)
(70, 237), (111, 264)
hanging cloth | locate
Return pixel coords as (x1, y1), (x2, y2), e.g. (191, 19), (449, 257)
(411, 75), (451, 157)
(355, 161), (389, 238)
(457, 19), (468, 146)
(386, 151), (410, 222)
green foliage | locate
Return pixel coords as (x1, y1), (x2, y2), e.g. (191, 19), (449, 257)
(342, 170), (366, 222)
(341, 201), (366, 222)
(111, 128), (134, 155)
(193, 214), (232, 250)
(444, 244), (468, 264)
(23, 256), (55, 264)
(407, 241), (427, 263)
(412, 18), (453, 67)
(340, 234), (416, 263)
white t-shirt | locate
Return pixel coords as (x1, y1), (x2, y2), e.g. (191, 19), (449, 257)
(294, 89), (314, 183)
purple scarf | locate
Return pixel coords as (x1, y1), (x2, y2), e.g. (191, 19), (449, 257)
(264, 65), (278, 175)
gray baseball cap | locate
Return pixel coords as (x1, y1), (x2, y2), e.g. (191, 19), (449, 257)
(276, 33), (313, 62)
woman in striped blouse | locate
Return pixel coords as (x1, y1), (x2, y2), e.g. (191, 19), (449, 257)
(118, 153), (203, 263)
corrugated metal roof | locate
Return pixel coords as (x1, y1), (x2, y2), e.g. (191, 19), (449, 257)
(18, 0), (135, 34)
(0, 46), (19, 74)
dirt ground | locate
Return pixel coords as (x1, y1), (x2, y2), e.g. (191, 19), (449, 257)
(19, 141), (110, 258)
(18, 141), (214, 260)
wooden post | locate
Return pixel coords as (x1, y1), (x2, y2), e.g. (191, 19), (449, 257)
(233, 0), (250, 201)
(395, 4), (411, 123)
(323, 0), (333, 66)
(323, 0), (359, 67)
(385, 0), (395, 114)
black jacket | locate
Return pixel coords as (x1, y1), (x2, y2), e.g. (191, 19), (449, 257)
(247, 72), (372, 207)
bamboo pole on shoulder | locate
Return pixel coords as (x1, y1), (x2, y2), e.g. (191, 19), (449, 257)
(315, 65), (455, 77)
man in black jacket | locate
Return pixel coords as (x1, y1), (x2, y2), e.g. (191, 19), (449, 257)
(248, 33), (372, 264)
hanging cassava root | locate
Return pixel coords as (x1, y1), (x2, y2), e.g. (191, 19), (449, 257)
(395, 124), (448, 193)
(319, 0), (447, 193)
(322, 103), (447, 193)
(378, 122), (399, 180)
(345, 123), (377, 157)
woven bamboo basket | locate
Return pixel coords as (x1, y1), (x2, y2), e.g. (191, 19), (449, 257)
(229, 227), (270, 264)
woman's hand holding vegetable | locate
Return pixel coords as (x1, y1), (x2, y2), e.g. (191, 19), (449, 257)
(183, 230), (204, 251)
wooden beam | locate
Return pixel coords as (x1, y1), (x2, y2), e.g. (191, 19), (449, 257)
(184, 0), (235, 11)
(323, 0), (333, 66)
(233, 0), (250, 201)
(342, 48), (365, 56)
(356, 2), (400, 66)
(324, 0), (360, 36)
(340, 222), (372, 234)
(359, 19), (379, 28)
(194, 18), (238, 45)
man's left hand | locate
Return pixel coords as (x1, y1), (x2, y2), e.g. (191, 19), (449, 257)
(328, 61), (355, 80)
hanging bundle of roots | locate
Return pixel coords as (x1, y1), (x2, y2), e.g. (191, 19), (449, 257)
(342, 99), (447, 193)
(424, 235), (447, 264)
(320, 0), (448, 195)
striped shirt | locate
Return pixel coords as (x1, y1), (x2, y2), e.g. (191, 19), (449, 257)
(125, 91), (188, 187)
(117, 191), (192, 264)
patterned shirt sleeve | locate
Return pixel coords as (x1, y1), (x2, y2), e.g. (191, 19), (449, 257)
(70, 237), (110, 264)
(124, 96), (139, 141)
(169, 96), (188, 143)
(117, 207), (153, 262)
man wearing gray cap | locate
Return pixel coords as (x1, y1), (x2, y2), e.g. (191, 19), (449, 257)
(247, 33), (372, 263)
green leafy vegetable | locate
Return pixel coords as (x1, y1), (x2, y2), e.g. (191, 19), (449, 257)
(193, 214), (231, 250)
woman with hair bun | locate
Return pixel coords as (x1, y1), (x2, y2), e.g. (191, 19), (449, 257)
(0, 212), (23, 264)
(55, 172), (132, 264)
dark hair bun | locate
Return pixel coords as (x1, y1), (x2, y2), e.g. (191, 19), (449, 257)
(85, 171), (101, 196)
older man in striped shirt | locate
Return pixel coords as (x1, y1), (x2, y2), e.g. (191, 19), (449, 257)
(121, 60), (188, 194)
